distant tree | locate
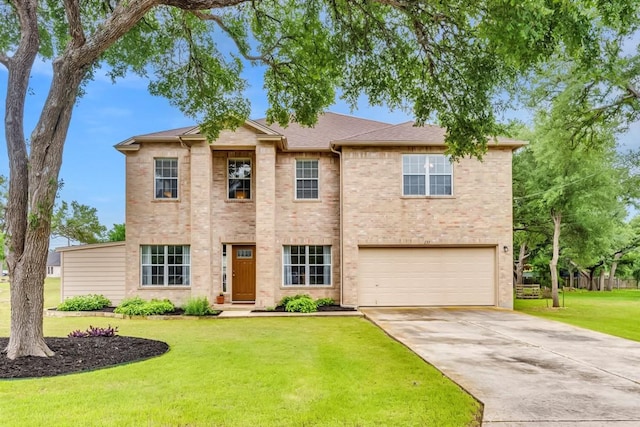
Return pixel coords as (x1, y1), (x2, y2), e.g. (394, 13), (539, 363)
(51, 201), (106, 246)
(512, 135), (550, 285)
(516, 107), (629, 307)
(107, 224), (126, 242)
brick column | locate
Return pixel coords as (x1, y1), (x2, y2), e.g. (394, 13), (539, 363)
(189, 141), (213, 298)
(255, 141), (276, 308)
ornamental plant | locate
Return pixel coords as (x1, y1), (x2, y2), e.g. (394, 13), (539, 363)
(183, 297), (217, 316)
(285, 295), (318, 313)
(315, 297), (335, 307)
(114, 297), (175, 316)
(68, 325), (118, 338)
(57, 294), (111, 311)
(279, 294), (311, 308)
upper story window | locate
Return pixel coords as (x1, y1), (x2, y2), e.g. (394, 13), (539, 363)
(155, 158), (178, 199)
(402, 154), (453, 196)
(228, 159), (251, 199)
(295, 159), (319, 199)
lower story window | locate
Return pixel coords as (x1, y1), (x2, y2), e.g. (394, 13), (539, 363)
(141, 245), (190, 286)
(283, 245), (331, 286)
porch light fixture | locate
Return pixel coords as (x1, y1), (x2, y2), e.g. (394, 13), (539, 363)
(503, 245), (509, 253)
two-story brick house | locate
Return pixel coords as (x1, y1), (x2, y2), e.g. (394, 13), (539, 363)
(104, 112), (523, 309)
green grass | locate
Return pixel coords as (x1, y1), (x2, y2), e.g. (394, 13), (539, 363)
(515, 289), (640, 342)
(0, 278), (480, 426)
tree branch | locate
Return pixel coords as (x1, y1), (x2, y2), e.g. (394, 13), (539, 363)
(63, 0), (86, 48)
(74, 0), (253, 69)
(162, 0), (248, 9)
(626, 83), (640, 100)
(191, 10), (273, 63)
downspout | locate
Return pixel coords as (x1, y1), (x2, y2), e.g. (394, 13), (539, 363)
(330, 144), (344, 307)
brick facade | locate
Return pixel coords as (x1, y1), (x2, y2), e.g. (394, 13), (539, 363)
(341, 146), (514, 308)
(119, 116), (518, 309)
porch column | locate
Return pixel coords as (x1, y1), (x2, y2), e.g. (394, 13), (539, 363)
(189, 140), (213, 298)
(255, 141), (276, 308)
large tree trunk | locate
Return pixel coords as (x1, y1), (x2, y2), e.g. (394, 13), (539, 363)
(3, 0), (168, 359)
(5, 57), (87, 359)
(598, 268), (606, 292)
(2, 0), (54, 359)
(607, 253), (622, 291)
(514, 242), (527, 285)
(549, 212), (561, 308)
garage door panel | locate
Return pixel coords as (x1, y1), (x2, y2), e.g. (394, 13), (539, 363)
(358, 247), (495, 306)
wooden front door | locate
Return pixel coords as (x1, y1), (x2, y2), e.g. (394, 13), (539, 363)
(232, 245), (256, 302)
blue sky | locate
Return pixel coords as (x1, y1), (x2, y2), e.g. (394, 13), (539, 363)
(1, 54), (639, 249)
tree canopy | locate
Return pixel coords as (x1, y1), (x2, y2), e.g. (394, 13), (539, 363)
(513, 97), (640, 306)
(51, 201), (107, 245)
(107, 223), (126, 242)
(2, 0), (640, 359)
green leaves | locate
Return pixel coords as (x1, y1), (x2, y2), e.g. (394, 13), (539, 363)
(51, 200), (107, 244)
(3, 0), (640, 157)
(107, 223), (125, 242)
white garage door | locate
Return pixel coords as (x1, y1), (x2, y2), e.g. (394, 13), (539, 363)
(358, 247), (495, 306)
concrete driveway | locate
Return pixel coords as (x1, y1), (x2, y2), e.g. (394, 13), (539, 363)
(361, 307), (640, 426)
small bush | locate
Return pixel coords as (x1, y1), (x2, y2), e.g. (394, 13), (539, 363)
(279, 294), (311, 308)
(315, 297), (335, 307)
(57, 294), (111, 311)
(285, 296), (318, 313)
(183, 297), (214, 316)
(68, 325), (118, 338)
(114, 297), (175, 316)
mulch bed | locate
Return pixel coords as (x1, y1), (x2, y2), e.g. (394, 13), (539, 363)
(0, 336), (169, 379)
(252, 305), (356, 313)
(48, 307), (221, 316)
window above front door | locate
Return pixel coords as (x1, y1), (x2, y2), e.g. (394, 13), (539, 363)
(228, 158), (252, 200)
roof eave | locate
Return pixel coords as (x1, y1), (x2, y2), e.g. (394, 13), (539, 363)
(114, 143), (140, 153)
(332, 140), (528, 149)
(332, 140), (448, 148)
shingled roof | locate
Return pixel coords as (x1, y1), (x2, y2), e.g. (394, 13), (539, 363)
(115, 112), (526, 150)
(254, 112), (392, 149)
(333, 121), (525, 146)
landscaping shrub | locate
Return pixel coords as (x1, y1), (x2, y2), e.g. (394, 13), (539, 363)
(114, 297), (175, 316)
(57, 294), (111, 311)
(68, 325), (118, 338)
(183, 297), (215, 316)
(279, 294), (311, 308)
(285, 295), (318, 313)
(315, 297), (335, 307)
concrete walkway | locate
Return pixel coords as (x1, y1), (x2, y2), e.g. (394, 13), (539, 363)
(362, 307), (640, 426)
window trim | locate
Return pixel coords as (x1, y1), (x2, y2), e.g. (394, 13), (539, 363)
(140, 245), (191, 287)
(154, 158), (179, 200)
(294, 159), (320, 200)
(282, 245), (332, 287)
(227, 158), (252, 200)
(402, 154), (453, 196)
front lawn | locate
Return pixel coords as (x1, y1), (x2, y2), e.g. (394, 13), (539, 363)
(515, 289), (640, 342)
(0, 279), (480, 426)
